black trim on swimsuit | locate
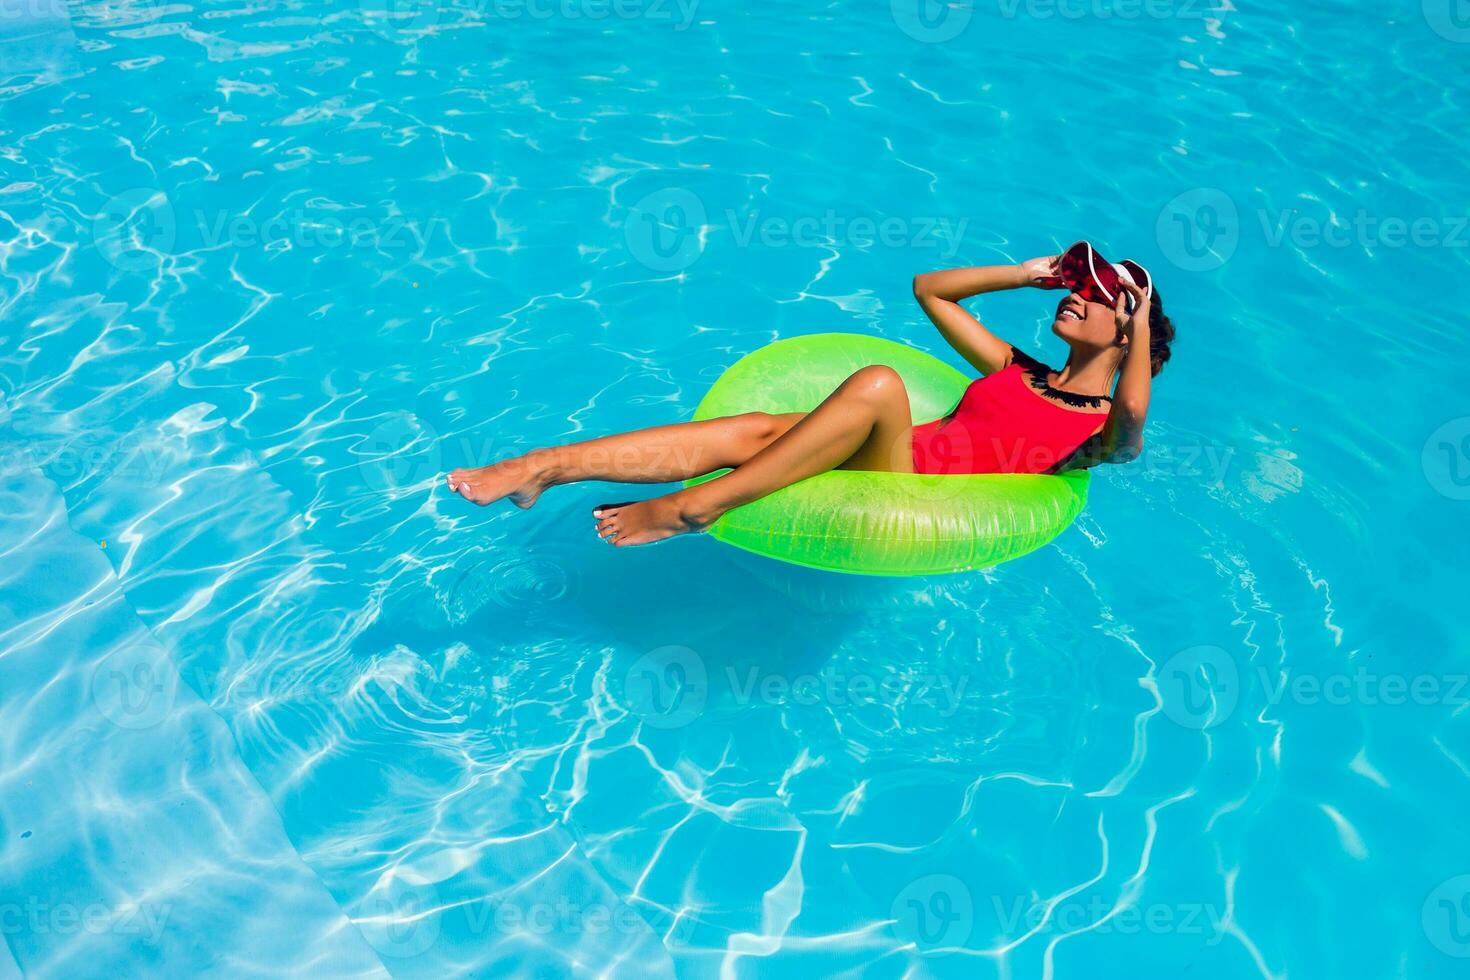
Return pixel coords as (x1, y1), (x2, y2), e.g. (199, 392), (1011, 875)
(1009, 346), (1112, 411)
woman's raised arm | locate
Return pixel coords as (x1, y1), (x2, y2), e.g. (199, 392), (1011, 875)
(1071, 278), (1153, 468)
(912, 257), (1058, 375)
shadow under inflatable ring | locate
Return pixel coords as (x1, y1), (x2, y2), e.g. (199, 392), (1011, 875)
(684, 333), (1090, 576)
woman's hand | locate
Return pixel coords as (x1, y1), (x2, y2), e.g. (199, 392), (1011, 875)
(1114, 279), (1151, 343)
(1019, 254), (1063, 288)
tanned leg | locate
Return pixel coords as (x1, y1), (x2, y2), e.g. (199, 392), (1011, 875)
(593, 365), (913, 546)
(445, 412), (803, 507)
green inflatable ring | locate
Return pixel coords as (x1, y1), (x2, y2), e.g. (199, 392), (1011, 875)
(685, 333), (1090, 576)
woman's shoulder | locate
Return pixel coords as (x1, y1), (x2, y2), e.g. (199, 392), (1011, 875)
(1006, 345), (1049, 373)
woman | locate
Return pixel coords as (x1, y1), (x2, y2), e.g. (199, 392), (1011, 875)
(446, 242), (1175, 546)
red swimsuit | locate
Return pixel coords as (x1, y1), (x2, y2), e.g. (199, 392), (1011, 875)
(911, 348), (1109, 475)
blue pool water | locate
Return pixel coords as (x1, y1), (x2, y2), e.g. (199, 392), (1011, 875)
(2, 0), (1468, 976)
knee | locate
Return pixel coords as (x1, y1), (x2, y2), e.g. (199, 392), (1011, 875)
(736, 412), (780, 442)
(844, 365), (905, 402)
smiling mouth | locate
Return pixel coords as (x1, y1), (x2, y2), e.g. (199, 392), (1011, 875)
(1058, 308), (1082, 321)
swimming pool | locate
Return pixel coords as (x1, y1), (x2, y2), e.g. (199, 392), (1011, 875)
(1, 0), (1467, 975)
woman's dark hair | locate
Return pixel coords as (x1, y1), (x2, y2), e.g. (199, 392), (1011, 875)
(1147, 291), (1175, 377)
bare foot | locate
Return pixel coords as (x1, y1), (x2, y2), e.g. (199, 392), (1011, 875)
(446, 456), (548, 508)
(593, 493), (716, 547)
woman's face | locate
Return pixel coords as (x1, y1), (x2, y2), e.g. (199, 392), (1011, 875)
(1050, 291), (1117, 350)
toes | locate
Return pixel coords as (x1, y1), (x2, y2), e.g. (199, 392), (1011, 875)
(594, 502), (643, 545)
